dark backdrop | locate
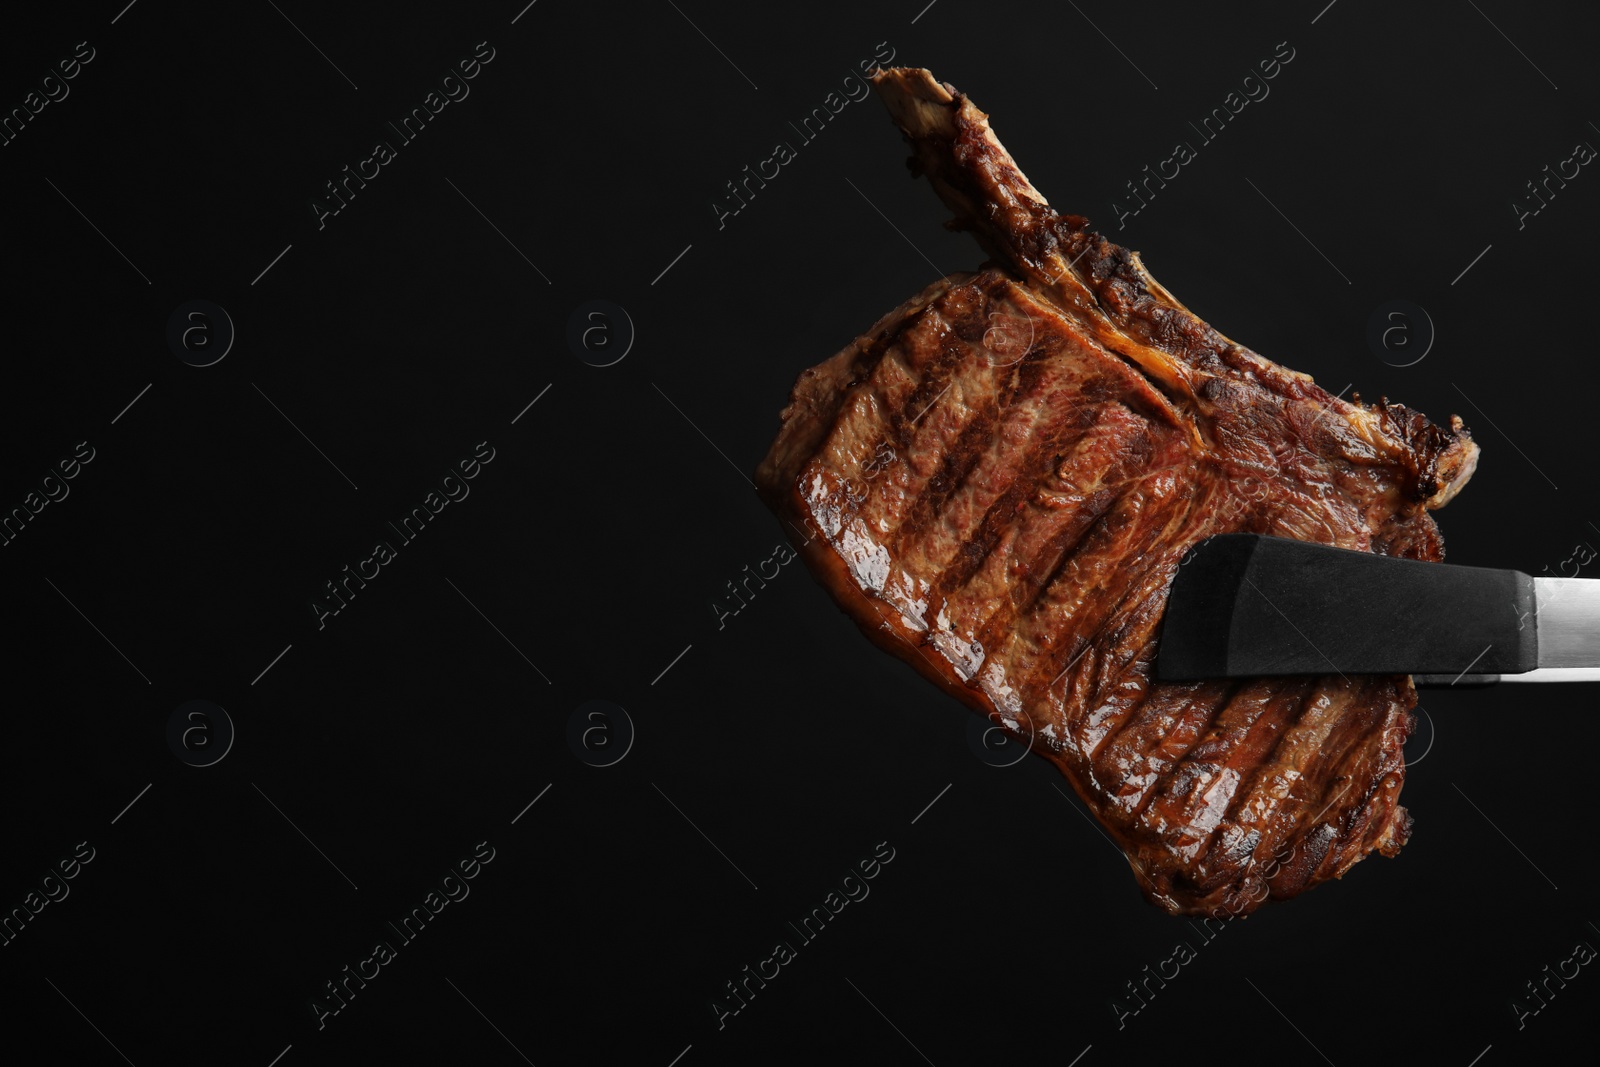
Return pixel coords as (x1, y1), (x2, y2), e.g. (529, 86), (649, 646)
(1, 1), (1595, 1064)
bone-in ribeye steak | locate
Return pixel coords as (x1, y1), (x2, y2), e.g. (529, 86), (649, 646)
(755, 68), (1479, 916)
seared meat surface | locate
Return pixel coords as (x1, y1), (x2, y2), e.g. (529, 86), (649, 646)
(755, 68), (1477, 915)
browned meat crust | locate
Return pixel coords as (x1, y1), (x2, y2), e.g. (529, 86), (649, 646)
(755, 68), (1478, 916)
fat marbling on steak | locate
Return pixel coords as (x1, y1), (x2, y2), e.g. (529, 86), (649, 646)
(754, 68), (1479, 916)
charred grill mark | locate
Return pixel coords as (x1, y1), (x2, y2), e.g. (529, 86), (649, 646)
(907, 349), (1102, 612)
(1217, 685), (1351, 861)
(892, 406), (1000, 554)
(975, 456), (1156, 681)
(929, 407), (1140, 664)
(1139, 679), (1302, 863)
(1090, 678), (1246, 826)
(844, 277), (1028, 554)
(1009, 465), (1198, 710)
(888, 294), (1061, 559)
(1223, 679), (1409, 899)
(1191, 685), (1321, 873)
(854, 343), (983, 544)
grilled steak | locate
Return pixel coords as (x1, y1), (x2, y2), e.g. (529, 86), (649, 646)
(755, 68), (1479, 916)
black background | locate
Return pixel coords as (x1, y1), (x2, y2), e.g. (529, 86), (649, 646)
(2, 1), (1596, 1064)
